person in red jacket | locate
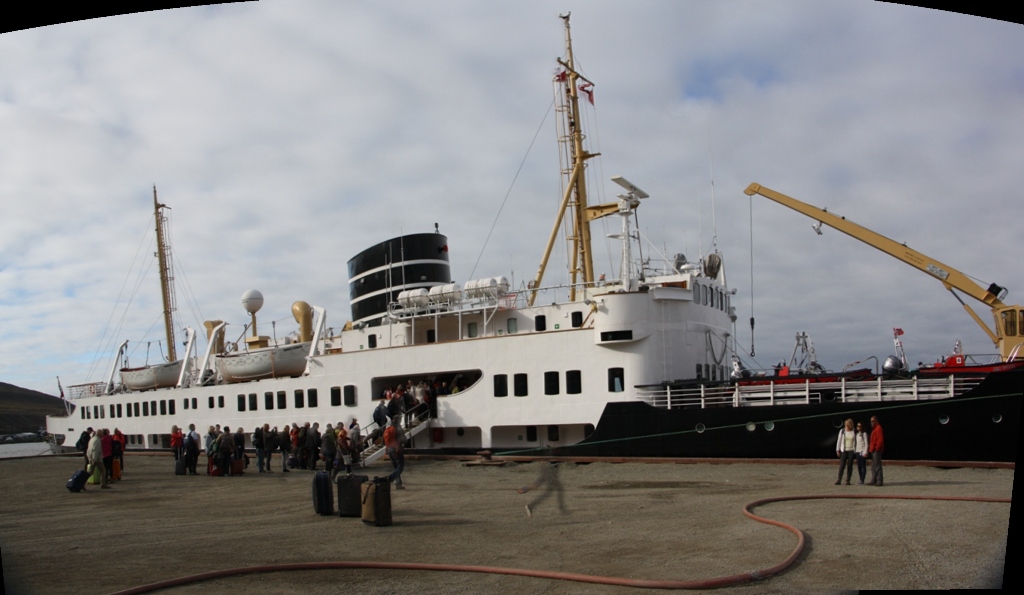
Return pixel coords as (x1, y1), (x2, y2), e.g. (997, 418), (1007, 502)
(867, 415), (884, 486)
(170, 425), (184, 460)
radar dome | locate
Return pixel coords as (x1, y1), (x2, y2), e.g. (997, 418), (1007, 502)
(242, 289), (264, 314)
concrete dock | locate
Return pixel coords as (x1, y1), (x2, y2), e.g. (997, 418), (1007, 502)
(0, 454), (1014, 593)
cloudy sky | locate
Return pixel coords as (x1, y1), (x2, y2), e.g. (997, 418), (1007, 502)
(2, 1), (1021, 394)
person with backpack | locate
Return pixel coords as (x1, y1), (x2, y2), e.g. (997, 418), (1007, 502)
(184, 424), (201, 475)
(383, 423), (406, 490)
(277, 427), (292, 472)
(76, 428), (93, 470)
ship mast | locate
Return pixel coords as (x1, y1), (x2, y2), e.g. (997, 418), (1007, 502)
(153, 186), (177, 362)
(529, 13), (600, 305)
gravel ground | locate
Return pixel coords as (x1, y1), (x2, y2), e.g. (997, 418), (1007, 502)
(0, 454), (1014, 594)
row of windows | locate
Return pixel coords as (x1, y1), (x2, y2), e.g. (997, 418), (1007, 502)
(365, 312), (587, 348)
(80, 386), (358, 419)
(493, 368), (624, 397)
(694, 281), (729, 312)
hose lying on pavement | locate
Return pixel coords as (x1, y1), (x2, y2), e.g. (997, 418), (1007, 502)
(109, 493), (1010, 594)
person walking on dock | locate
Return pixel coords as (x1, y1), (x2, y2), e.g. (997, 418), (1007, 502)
(835, 419), (856, 485)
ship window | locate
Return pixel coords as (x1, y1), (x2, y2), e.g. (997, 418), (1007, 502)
(218, 396), (224, 408)
(608, 368), (624, 393)
(1003, 310), (1018, 337)
(151, 401), (157, 416)
(703, 285), (708, 306)
(704, 364), (711, 381)
(547, 425), (560, 442)
(693, 282), (700, 303)
(134, 402), (140, 417)
(507, 318), (518, 334)
(308, 388), (318, 408)
(169, 400), (176, 415)
(566, 370), (582, 394)
(535, 315), (546, 332)
(695, 364), (702, 380)
(192, 397), (197, 410)
(331, 387), (342, 407)
(600, 330), (633, 342)
(710, 288), (715, 308)
(294, 390), (305, 409)
(237, 395), (245, 412)
(493, 374), (508, 397)
(99, 405), (105, 419)
(265, 392), (275, 410)
(368, 334), (377, 349)
(526, 426), (537, 442)
(248, 393), (258, 411)
(711, 366), (718, 382)
(544, 371), (560, 395)
(277, 391), (287, 409)
(344, 385), (357, 407)
(571, 311), (583, 328)
(183, 399), (189, 410)
(80, 407), (86, 419)
(514, 373), (528, 397)
(468, 322), (478, 338)
(427, 329), (436, 344)
(142, 402), (148, 417)
(208, 396), (215, 409)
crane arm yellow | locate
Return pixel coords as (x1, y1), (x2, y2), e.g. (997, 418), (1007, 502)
(744, 183), (1024, 361)
(743, 183), (1006, 308)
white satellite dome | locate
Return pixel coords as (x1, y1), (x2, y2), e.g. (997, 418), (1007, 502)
(241, 289), (264, 314)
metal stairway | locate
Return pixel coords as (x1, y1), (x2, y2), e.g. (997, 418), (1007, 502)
(359, 405), (431, 467)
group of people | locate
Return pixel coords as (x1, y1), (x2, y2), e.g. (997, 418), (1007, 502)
(75, 427), (126, 489)
(835, 415), (884, 486)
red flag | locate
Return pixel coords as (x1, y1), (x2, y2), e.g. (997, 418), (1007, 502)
(893, 328), (904, 336)
(553, 68), (568, 82)
(578, 82), (594, 105)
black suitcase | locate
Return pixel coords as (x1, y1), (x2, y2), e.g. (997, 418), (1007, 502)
(175, 458), (186, 475)
(312, 471), (334, 515)
(360, 476), (392, 526)
(67, 469), (89, 492)
(337, 474), (369, 517)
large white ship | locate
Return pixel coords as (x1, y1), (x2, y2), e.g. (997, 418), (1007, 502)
(46, 15), (1022, 463)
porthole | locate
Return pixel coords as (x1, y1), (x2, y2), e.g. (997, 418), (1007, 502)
(745, 422), (756, 432)
(992, 414), (1003, 423)
(695, 423), (706, 434)
(939, 415), (949, 425)
(764, 421), (775, 431)
(832, 418), (844, 429)
(456, 428), (465, 437)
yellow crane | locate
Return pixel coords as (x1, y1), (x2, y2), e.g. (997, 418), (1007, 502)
(744, 183), (1024, 362)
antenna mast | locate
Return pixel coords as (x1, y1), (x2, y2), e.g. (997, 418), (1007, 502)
(153, 186), (177, 362)
(529, 12), (600, 305)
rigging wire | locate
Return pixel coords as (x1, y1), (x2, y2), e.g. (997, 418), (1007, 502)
(467, 98), (554, 281)
(748, 193), (756, 357)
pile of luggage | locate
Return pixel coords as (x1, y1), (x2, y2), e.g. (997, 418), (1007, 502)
(312, 472), (392, 526)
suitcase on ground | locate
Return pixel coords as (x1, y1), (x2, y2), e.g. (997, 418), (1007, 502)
(67, 469), (89, 492)
(175, 458), (186, 476)
(360, 477), (392, 526)
(112, 458), (122, 481)
(312, 471), (334, 515)
(231, 458), (245, 476)
(87, 465), (102, 485)
(337, 474), (369, 517)
(288, 454), (298, 469)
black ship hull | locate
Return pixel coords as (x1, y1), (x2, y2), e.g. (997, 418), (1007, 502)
(561, 370), (1022, 462)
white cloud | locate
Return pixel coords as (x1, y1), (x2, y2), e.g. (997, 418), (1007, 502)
(1, 1), (1022, 392)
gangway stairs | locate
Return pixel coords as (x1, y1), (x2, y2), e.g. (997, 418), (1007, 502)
(359, 406), (431, 467)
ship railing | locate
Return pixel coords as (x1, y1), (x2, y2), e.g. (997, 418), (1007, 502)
(636, 374), (981, 409)
(358, 404), (432, 467)
(67, 382), (108, 400)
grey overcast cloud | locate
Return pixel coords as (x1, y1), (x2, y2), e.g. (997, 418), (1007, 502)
(1, 1), (1022, 394)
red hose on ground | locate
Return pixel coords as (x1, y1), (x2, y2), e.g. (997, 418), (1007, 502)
(108, 494), (1010, 594)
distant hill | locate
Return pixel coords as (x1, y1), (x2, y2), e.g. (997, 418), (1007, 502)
(0, 382), (71, 434)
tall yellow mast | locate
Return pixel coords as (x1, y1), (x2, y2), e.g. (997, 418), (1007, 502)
(153, 186), (177, 362)
(529, 13), (600, 305)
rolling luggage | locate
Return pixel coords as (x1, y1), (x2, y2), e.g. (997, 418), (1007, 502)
(230, 458), (245, 476)
(175, 458), (186, 476)
(360, 477), (392, 526)
(312, 471), (334, 515)
(337, 474), (369, 517)
(111, 458), (122, 481)
(67, 469), (89, 492)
